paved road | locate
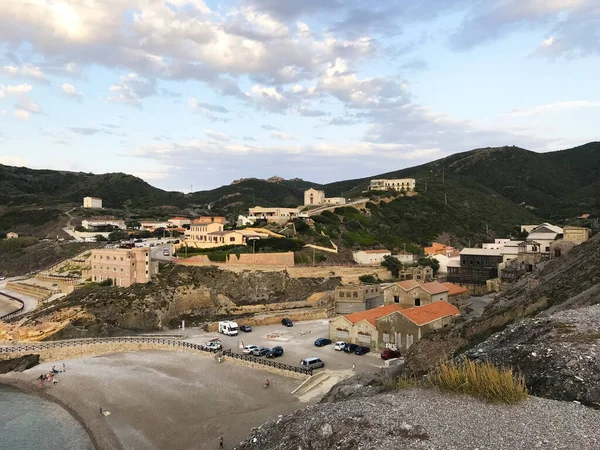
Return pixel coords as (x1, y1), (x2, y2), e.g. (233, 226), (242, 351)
(150, 243), (172, 262)
(180, 319), (384, 373)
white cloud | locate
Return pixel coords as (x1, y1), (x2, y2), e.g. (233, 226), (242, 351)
(204, 129), (231, 142)
(507, 100), (600, 116)
(21, 64), (47, 82)
(61, 83), (82, 99)
(16, 97), (40, 113)
(270, 131), (297, 141)
(6, 83), (33, 94)
(108, 73), (156, 107)
(3, 65), (18, 77)
(14, 109), (30, 120)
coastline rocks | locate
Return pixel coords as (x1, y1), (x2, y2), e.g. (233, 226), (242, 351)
(462, 304), (600, 408)
(0, 354), (40, 374)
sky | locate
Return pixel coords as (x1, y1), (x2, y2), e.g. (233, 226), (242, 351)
(0, 0), (598, 192)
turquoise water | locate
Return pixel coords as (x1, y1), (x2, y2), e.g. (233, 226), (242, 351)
(0, 385), (95, 450)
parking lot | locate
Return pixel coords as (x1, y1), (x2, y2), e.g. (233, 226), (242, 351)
(182, 319), (384, 373)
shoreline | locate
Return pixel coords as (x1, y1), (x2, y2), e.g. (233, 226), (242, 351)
(0, 377), (121, 450)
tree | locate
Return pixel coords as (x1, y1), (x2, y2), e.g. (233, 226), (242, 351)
(359, 274), (379, 284)
(95, 234), (108, 242)
(125, 220), (141, 230)
(153, 227), (166, 238)
(417, 256), (440, 275)
(75, 225), (86, 232)
(108, 230), (129, 242)
(381, 255), (403, 278)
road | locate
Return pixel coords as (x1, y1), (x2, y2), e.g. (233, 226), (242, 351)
(150, 242), (173, 261)
(180, 319), (384, 374)
(0, 277), (39, 318)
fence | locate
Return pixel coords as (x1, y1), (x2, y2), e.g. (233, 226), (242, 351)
(0, 292), (25, 321)
(0, 336), (312, 377)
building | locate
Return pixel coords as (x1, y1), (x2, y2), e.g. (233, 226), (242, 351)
(500, 240), (523, 263)
(192, 216), (227, 225)
(88, 247), (158, 287)
(139, 220), (171, 230)
(383, 280), (449, 308)
(563, 226), (590, 243)
(329, 301), (460, 351)
(442, 282), (470, 304)
(352, 249), (391, 265)
(424, 242), (458, 257)
(526, 223), (563, 254)
(447, 248), (503, 288)
(397, 265), (435, 282)
(168, 217), (191, 228)
(482, 239), (511, 250)
(237, 215), (254, 227)
(432, 254), (460, 274)
(81, 216), (126, 230)
(369, 178), (416, 192)
(334, 284), (383, 314)
(394, 253), (416, 264)
(83, 197), (103, 209)
(303, 188), (346, 206)
(185, 221), (245, 248)
(6, 232), (19, 239)
(248, 207), (302, 224)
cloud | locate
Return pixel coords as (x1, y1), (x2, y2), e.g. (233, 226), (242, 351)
(188, 99), (229, 114)
(1, 64), (47, 82)
(15, 96), (40, 113)
(270, 131), (297, 140)
(61, 83), (83, 99)
(298, 107), (328, 117)
(70, 126), (124, 136)
(261, 124), (280, 131)
(205, 129), (231, 142)
(108, 73), (156, 107)
(506, 100), (600, 116)
(0, 155), (29, 166)
(14, 109), (30, 120)
(2, 65), (18, 77)
(6, 83), (32, 94)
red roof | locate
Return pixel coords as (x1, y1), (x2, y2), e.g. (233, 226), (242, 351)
(399, 301), (460, 326)
(343, 304), (405, 327)
(420, 282), (449, 295)
(396, 280), (419, 291)
(363, 249), (390, 254)
(442, 282), (469, 296)
(169, 217), (189, 221)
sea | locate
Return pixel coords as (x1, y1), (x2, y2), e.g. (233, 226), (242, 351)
(0, 385), (94, 450)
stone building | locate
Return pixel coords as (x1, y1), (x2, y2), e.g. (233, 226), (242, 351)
(563, 226), (590, 243)
(329, 301), (460, 351)
(369, 178), (416, 192)
(397, 265), (434, 282)
(83, 196), (103, 209)
(447, 248), (503, 289)
(303, 188), (346, 206)
(442, 282), (470, 305)
(89, 247), (158, 287)
(383, 280), (449, 308)
(334, 284), (383, 314)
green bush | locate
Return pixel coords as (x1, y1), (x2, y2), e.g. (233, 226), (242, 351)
(207, 252), (227, 262)
(0, 237), (39, 251)
(359, 274), (379, 284)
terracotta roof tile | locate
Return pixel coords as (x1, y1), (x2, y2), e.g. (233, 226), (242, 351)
(396, 280), (420, 290)
(442, 282), (469, 296)
(420, 282), (449, 295)
(399, 301), (460, 326)
(343, 304), (405, 327)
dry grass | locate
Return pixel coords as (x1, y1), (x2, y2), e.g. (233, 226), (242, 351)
(429, 359), (528, 404)
(396, 376), (419, 390)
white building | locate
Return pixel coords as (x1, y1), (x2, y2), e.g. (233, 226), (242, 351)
(83, 197), (103, 209)
(82, 216), (126, 230)
(482, 239), (512, 250)
(369, 178), (416, 192)
(527, 223), (563, 254)
(139, 220), (171, 230)
(432, 254), (460, 274)
(394, 253), (416, 264)
(248, 207), (303, 224)
(500, 240), (523, 262)
(237, 215), (254, 227)
(353, 249), (391, 265)
(168, 217), (191, 228)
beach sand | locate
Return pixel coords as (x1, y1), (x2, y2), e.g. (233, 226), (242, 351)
(0, 350), (306, 450)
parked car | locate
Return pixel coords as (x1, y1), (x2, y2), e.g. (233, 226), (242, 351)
(281, 318), (293, 327)
(242, 345), (258, 355)
(343, 343), (359, 354)
(201, 340), (222, 351)
(0, 276), (5, 281)
(334, 341), (346, 351)
(300, 357), (325, 370)
(266, 346), (284, 358)
(314, 338), (332, 347)
(251, 346), (269, 356)
(381, 349), (401, 360)
(355, 346), (371, 355)
(239, 325), (252, 332)
(135, 238), (143, 243)
(149, 243), (155, 247)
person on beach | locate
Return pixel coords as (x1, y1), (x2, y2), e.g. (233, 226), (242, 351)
(264, 379), (270, 388)
(352, 363), (356, 372)
(38, 374), (45, 387)
(62, 362), (66, 372)
(99, 406), (103, 415)
(219, 436), (224, 449)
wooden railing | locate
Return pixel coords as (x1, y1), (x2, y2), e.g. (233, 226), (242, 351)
(0, 292), (25, 321)
(0, 336), (312, 376)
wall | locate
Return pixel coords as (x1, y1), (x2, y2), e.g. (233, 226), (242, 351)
(329, 317), (378, 348)
(352, 251), (391, 265)
(6, 282), (52, 301)
(178, 252), (294, 267)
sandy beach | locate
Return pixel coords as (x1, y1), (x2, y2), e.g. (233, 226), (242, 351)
(0, 350), (306, 450)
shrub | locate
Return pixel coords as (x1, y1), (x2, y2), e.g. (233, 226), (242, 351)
(429, 359), (528, 404)
(0, 236), (39, 251)
(99, 279), (113, 287)
(359, 274), (379, 284)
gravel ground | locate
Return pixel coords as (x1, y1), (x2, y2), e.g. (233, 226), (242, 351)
(236, 388), (600, 450)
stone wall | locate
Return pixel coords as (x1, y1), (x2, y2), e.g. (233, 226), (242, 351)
(227, 252), (295, 266)
(6, 282), (53, 301)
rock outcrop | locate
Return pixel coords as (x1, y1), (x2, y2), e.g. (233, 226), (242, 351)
(0, 354), (40, 373)
(463, 304), (600, 408)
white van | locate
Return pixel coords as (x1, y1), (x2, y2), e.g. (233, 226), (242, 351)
(218, 321), (239, 336)
(300, 357), (325, 370)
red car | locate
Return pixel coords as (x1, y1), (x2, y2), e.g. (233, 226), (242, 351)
(381, 349), (401, 360)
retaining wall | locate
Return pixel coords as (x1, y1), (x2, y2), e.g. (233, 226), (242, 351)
(5, 282), (53, 301)
(179, 252), (295, 267)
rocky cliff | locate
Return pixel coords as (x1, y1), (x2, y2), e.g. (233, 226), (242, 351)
(405, 233), (600, 376)
(8, 265), (340, 340)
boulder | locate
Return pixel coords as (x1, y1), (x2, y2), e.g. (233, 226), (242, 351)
(0, 354), (40, 374)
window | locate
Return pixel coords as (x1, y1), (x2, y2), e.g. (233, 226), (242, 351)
(230, 237), (236, 242)
(394, 295), (399, 304)
(114, 257), (116, 261)
(545, 246), (550, 252)
(120, 257), (123, 261)
(145, 270), (149, 274)
(353, 291), (358, 298)
(414, 298), (421, 306)
(339, 292), (345, 298)
(146, 261), (148, 265)
(114, 268), (117, 272)
(93, 255), (96, 259)
(120, 268), (124, 273)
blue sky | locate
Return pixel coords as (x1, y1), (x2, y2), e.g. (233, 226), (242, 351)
(0, 0), (598, 192)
